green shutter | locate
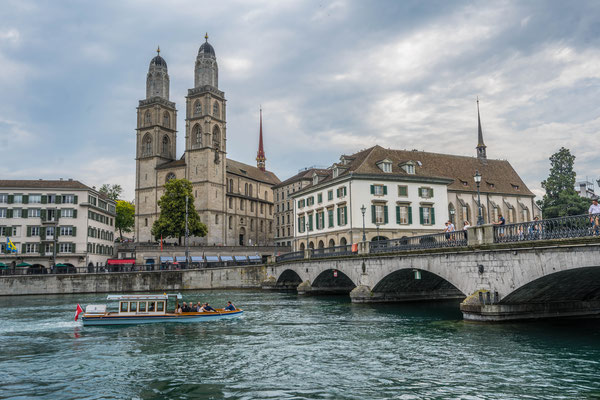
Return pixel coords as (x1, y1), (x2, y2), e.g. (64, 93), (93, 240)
(73, 195), (78, 204)
(56, 228), (60, 237)
(370, 185), (374, 194)
(41, 195), (47, 204)
(72, 243), (76, 253)
(431, 208), (435, 225)
(384, 206), (388, 224)
(396, 206), (400, 224)
(56, 196), (62, 204)
(6, 227), (11, 236)
(38, 243), (43, 255)
(430, 188), (434, 197)
(408, 207), (413, 224)
(55, 211), (60, 221)
(40, 227), (46, 240)
(371, 205), (376, 223)
(418, 188), (423, 197)
(7, 195), (13, 204)
(72, 227), (77, 237)
(73, 210), (77, 218)
(399, 186), (408, 196)
(337, 208), (341, 225)
(383, 186), (388, 195)
(419, 207), (424, 224)
(22, 209), (28, 218)
(40, 209), (46, 221)
(7, 209), (12, 218)
(27, 227), (31, 237)
(23, 195), (29, 204)
(22, 244), (26, 253)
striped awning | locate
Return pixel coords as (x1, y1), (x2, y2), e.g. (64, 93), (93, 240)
(160, 256), (173, 262)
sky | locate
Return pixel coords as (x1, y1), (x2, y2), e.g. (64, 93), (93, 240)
(1, 0), (599, 201)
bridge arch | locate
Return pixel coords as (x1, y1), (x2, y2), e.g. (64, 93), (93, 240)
(276, 269), (304, 290)
(370, 268), (465, 302)
(311, 268), (356, 294)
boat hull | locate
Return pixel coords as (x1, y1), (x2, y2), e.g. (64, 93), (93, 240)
(81, 310), (243, 326)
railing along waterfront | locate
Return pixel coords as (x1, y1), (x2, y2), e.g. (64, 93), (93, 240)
(311, 244), (354, 259)
(370, 231), (467, 253)
(494, 213), (600, 243)
(275, 250), (304, 263)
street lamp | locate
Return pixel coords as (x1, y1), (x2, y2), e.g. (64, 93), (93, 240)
(474, 170), (484, 225)
(375, 221), (381, 241)
(360, 205), (366, 242)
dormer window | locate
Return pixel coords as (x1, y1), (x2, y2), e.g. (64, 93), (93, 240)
(401, 161), (416, 174)
(511, 184), (520, 190)
(313, 173), (319, 185)
(377, 159), (393, 173)
(333, 167), (339, 178)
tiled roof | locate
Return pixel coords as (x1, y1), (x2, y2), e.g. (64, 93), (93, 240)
(226, 158), (281, 185)
(0, 179), (91, 190)
(273, 168), (329, 188)
(296, 145), (533, 196)
(155, 159), (186, 170)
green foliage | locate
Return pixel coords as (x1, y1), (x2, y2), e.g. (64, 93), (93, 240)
(115, 200), (135, 240)
(539, 147), (589, 218)
(151, 179), (207, 243)
(99, 184), (123, 201)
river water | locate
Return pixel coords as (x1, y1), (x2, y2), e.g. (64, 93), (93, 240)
(1, 290), (599, 400)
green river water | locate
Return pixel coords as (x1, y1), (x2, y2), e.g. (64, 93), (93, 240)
(1, 290), (599, 399)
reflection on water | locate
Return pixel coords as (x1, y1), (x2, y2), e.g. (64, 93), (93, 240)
(1, 291), (599, 399)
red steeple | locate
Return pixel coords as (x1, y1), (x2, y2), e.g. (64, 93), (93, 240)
(256, 108), (266, 171)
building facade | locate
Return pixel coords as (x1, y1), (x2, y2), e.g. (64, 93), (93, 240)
(134, 38), (280, 246)
(273, 168), (328, 247)
(0, 180), (116, 269)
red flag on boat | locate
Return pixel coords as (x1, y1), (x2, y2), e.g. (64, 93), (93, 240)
(74, 304), (83, 321)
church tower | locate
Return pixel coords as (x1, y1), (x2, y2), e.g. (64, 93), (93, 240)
(134, 48), (178, 241)
(476, 98), (487, 160)
(256, 108), (266, 171)
(184, 34), (227, 244)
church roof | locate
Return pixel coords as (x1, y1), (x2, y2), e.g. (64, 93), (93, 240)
(226, 158), (280, 185)
(198, 41), (215, 57)
(150, 54), (167, 68)
(155, 159), (186, 170)
(294, 145), (533, 197)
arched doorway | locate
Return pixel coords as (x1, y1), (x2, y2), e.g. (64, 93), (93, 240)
(340, 237), (347, 246)
(309, 241), (315, 249)
(299, 242), (305, 250)
(328, 239), (335, 247)
(371, 236), (389, 242)
(239, 227), (246, 246)
(318, 240), (325, 249)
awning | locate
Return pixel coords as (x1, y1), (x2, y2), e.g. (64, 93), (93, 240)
(206, 256), (220, 262)
(107, 259), (135, 265)
(190, 256), (204, 262)
(16, 262), (32, 267)
(220, 256), (234, 262)
(248, 255), (261, 261)
(233, 256), (247, 262)
(145, 258), (155, 264)
(175, 256), (187, 262)
(160, 256), (174, 263)
(0, 262), (6, 267)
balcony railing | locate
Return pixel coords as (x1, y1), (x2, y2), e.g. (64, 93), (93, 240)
(494, 213), (600, 243)
(370, 231), (467, 253)
(275, 250), (304, 263)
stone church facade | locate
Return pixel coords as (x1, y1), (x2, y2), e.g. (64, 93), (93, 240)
(134, 38), (280, 246)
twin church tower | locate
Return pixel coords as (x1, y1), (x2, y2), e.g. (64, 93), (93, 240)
(134, 35), (280, 246)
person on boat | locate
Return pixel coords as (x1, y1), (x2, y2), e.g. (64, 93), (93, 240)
(175, 304), (182, 313)
(190, 303), (198, 312)
(181, 302), (191, 312)
(203, 303), (217, 312)
(224, 301), (236, 311)
(196, 302), (203, 312)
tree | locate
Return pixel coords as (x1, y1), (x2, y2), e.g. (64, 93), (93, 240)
(539, 147), (589, 218)
(115, 200), (135, 240)
(151, 179), (207, 244)
(99, 184), (123, 201)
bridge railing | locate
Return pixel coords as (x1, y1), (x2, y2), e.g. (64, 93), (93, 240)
(370, 230), (467, 253)
(275, 250), (305, 263)
(494, 213), (600, 243)
(311, 244), (354, 259)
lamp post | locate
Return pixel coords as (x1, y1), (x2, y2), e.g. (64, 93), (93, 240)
(375, 221), (381, 241)
(474, 170), (484, 225)
(360, 205), (366, 242)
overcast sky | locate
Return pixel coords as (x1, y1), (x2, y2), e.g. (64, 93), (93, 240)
(1, 0), (599, 201)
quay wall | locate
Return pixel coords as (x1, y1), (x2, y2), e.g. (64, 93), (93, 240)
(0, 266), (268, 296)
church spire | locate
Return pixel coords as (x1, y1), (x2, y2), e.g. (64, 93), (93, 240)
(476, 97), (487, 160)
(256, 108), (266, 171)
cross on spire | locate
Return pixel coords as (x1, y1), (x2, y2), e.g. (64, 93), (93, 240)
(205, 32), (209, 42)
(156, 46), (160, 55)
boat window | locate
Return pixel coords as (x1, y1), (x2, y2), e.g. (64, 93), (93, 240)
(130, 302), (137, 312)
(120, 302), (128, 312)
(139, 302), (146, 312)
(148, 302), (155, 312)
(157, 301), (164, 312)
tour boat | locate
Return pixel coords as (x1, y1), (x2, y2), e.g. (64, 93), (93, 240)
(78, 293), (243, 326)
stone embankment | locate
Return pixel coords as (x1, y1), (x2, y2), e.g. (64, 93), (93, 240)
(0, 266), (268, 296)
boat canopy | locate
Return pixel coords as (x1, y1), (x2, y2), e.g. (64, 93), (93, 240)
(106, 293), (182, 301)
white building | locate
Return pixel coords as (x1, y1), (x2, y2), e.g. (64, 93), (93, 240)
(0, 180), (116, 271)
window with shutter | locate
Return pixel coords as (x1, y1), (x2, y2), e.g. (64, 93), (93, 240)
(384, 206), (388, 224)
(396, 206), (400, 224)
(419, 207), (424, 224)
(371, 205), (376, 224)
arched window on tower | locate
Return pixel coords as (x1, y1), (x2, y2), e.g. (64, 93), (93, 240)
(163, 112), (170, 128)
(143, 134), (152, 156)
(193, 124), (202, 146)
(194, 100), (202, 116)
(166, 172), (176, 182)
(213, 101), (219, 117)
(212, 125), (221, 150)
(144, 110), (151, 125)
(244, 183), (248, 196)
(162, 135), (170, 158)
(249, 184), (253, 197)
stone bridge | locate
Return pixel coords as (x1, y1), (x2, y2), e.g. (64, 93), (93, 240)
(264, 227), (600, 321)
